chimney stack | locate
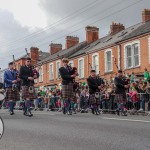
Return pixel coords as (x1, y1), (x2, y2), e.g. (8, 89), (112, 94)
(49, 43), (62, 55)
(110, 22), (125, 35)
(65, 36), (79, 49)
(30, 47), (39, 64)
(85, 26), (99, 44)
(142, 9), (150, 23)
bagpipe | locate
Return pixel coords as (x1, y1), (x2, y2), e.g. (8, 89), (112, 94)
(67, 65), (80, 91)
(25, 48), (40, 93)
(123, 78), (130, 85)
(28, 66), (40, 94)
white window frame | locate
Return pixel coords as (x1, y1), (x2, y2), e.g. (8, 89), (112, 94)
(148, 37), (150, 64)
(56, 60), (61, 79)
(105, 49), (113, 72)
(39, 66), (43, 83)
(68, 60), (74, 67)
(117, 45), (121, 70)
(124, 40), (140, 69)
(49, 63), (54, 80)
(92, 53), (99, 74)
(78, 58), (84, 79)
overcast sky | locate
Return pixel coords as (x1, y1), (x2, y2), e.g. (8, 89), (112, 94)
(0, 0), (149, 69)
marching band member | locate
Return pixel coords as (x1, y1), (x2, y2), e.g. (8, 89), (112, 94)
(87, 70), (104, 115)
(59, 58), (77, 115)
(19, 57), (39, 117)
(4, 62), (20, 115)
(114, 70), (128, 116)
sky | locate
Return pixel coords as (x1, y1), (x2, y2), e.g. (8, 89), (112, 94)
(0, 0), (149, 69)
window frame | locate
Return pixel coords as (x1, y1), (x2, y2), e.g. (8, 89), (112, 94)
(78, 57), (84, 79)
(49, 63), (54, 81)
(105, 49), (113, 73)
(148, 37), (150, 64)
(92, 53), (99, 74)
(56, 60), (61, 79)
(124, 40), (140, 69)
(39, 66), (43, 83)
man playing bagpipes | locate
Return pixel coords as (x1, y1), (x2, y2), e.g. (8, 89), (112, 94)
(59, 58), (78, 115)
(19, 57), (40, 117)
(4, 62), (20, 115)
(114, 70), (129, 116)
(87, 70), (104, 115)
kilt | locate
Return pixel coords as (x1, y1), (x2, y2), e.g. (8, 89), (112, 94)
(115, 94), (126, 104)
(62, 82), (74, 99)
(6, 87), (20, 101)
(89, 93), (100, 105)
(21, 86), (36, 100)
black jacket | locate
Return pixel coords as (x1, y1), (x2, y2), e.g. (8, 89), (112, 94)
(114, 76), (126, 94)
(19, 65), (38, 86)
(87, 76), (104, 94)
(59, 67), (74, 85)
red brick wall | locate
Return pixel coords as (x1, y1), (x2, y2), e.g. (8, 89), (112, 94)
(120, 34), (150, 75)
(15, 59), (26, 71)
(34, 34), (150, 88)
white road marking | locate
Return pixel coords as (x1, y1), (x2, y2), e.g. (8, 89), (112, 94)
(102, 117), (150, 123)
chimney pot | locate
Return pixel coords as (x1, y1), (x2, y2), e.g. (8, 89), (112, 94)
(142, 9), (150, 23)
(110, 22), (125, 35)
(49, 43), (62, 55)
(85, 26), (99, 44)
(30, 47), (39, 64)
(65, 36), (79, 49)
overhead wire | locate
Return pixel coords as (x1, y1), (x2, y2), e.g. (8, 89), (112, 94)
(0, 0), (144, 62)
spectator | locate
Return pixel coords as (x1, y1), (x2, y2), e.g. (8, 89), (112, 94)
(144, 68), (150, 82)
(130, 72), (135, 83)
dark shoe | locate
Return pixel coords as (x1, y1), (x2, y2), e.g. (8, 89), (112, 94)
(28, 112), (33, 117)
(67, 112), (72, 115)
(96, 111), (100, 115)
(91, 108), (95, 114)
(62, 107), (66, 114)
(10, 111), (14, 115)
(23, 111), (28, 116)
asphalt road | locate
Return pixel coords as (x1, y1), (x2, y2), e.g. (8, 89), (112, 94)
(0, 110), (150, 150)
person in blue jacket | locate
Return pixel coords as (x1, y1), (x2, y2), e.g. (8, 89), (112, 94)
(4, 62), (20, 115)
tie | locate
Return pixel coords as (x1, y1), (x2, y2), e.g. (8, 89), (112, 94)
(66, 66), (69, 72)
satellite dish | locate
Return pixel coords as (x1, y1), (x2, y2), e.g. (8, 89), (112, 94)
(0, 117), (4, 140)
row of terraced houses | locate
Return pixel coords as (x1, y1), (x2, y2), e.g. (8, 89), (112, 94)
(1, 9), (150, 90)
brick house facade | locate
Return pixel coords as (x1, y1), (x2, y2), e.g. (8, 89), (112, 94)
(33, 9), (150, 90)
(1, 9), (150, 90)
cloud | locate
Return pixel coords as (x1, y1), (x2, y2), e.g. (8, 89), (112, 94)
(0, 0), (150, 69)
(0, 0), (47, 28)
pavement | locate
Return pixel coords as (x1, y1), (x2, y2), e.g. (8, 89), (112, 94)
(0, 110), (150, 150)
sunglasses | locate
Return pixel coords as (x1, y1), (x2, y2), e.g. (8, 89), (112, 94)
(27, 60), (31, 62)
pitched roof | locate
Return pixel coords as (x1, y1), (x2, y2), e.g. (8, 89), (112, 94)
(14, 51), (49, 62)
(122, 21), (150, 41)
(36, 41), (87, 65)
(69, 22), (144, 58)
